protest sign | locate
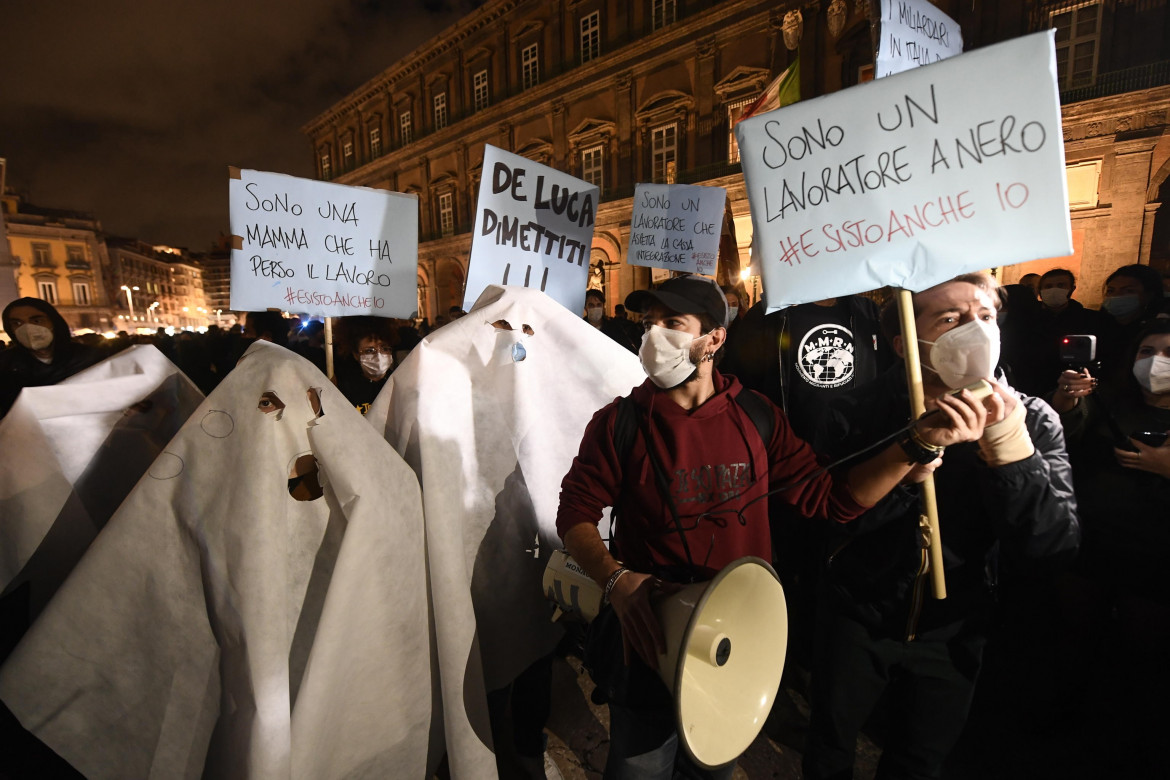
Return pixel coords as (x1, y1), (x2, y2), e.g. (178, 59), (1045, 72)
(877, 0), (963, 78)
(626, 184), (727, 275)
(464, 145), (600, 315)
(736, 31), (1071, 311)
(229, 168), (418, 318)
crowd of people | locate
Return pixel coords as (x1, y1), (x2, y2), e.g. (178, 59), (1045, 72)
(0, 304), (453, 419)
(0, 259), (1168, 779)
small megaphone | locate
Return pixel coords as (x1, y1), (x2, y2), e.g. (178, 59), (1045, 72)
(543, 553), (788, 769)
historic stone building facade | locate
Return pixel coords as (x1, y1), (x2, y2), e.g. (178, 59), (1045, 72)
(1, 192), (113, 332)
(304, 0), (1170, 321)
(104, 239), (212, 332)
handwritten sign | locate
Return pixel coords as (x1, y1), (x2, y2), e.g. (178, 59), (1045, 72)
(228, 168), (418, 317)
(877, 0), (963, 78)
(626, 184), (726, 275)
(464, 145), (599, 315)
(736, 31), (1071, 311)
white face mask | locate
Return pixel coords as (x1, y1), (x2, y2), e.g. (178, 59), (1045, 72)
(1133, 354), (1170, 395)
(920, 318), (1001, 389)
(1039, 288), (1069, 308)
(359, 352), (393, 379)
(586, 306), (604, 324)
(639, 325), (706, 389)
(14, 322), (54, 351)
(727, 306), (738, 321)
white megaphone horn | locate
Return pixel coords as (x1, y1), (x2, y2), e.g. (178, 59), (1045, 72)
(543, 552), (788, 770)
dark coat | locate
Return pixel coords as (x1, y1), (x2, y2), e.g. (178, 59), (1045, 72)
(812, 367), (1081, 639)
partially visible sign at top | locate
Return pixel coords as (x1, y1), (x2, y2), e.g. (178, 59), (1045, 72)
(877, 0), (963, 78)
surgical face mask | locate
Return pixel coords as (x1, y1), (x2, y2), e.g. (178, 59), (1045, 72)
(14, 322), (54, 351)
(727, 306), (738, 321)
(1039, 288), (1069, 308)
(1102, 294), (1141, 320)
(639, 325), (706, 389)
(586, 306), (604, 324)
(1133, 354), (1170, 395)
(920, 318), (1001, 389)
(359, 352), (393, 379)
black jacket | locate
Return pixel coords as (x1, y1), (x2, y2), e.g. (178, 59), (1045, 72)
(0, 341), (105, 417)
(722, 296), (891, 416)
(813, 367), (1080, 639)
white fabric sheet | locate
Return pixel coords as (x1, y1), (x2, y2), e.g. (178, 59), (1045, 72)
(0, 344), (204, 618)
(0, 341), (432, 779)
(367, 285), (646, 778)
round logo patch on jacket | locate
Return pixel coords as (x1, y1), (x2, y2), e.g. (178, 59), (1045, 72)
(797, 324), (855, 388)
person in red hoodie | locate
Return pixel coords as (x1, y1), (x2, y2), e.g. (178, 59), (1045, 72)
(556, 274), (999, 780)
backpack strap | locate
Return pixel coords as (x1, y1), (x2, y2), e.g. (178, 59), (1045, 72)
(613, 395), (638, 466)
(606, 395), (638, 548)
(734, 387), (777, 446)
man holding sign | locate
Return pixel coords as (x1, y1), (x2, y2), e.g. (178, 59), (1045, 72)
(803, 274), (1079, 780)
(556, 274), (998, 779)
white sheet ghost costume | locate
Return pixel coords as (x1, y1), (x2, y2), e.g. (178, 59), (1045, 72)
(0, 341), (431, 779)
(366, 285), (645, 778)
(0, 344), (204, 626)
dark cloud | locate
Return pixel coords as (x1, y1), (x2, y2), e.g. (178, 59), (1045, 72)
(0, 0), (480, 248)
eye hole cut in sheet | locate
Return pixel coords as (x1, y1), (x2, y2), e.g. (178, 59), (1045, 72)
(491, 319), (536, 361)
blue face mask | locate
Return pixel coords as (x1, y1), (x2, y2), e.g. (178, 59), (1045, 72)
(1101, 294), (1142, 320)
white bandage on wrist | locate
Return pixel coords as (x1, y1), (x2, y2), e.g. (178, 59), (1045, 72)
(978, 400), (1034, 467)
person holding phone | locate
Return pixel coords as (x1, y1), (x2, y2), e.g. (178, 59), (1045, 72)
(1048, 318), (1170, 773)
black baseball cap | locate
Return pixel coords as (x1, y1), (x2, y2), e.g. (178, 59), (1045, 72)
(624, 275), (729, 328)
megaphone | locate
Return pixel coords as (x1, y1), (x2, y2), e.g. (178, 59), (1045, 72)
(543, 553), (788, 769)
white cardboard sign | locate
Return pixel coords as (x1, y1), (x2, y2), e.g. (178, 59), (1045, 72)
(464, 145), (599, 315)
(626, 184), (727, 275)
(229, 168), (419, 317)
(736, 31), (1071, 311)
(877, 0), (963, 78)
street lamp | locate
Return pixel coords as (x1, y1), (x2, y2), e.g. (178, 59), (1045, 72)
(148, 302), (160, 323)
(120, 285), (139, 322)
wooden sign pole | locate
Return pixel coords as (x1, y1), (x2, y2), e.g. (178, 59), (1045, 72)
(896, 288), (946, 599)
(324, 317), (335, 381)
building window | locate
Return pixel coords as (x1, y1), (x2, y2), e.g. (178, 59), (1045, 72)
(32, 243), (51, 267)
(342, 141), (354, 169)
(370, 127), (382, 157)
(73, 281), (91, 306)
(400, 111), (413, 145)
(473, 69), (490, 112)
(582, 145), (605, 191)
(320, 152), (332, 179)
(521, 43), (540, 90)
(38, 280), (58, 305)
(652, 0), (677, 31)
(1067, 160), (1102, 209)
(580, 12), (600, 63)
(434, 92), (448, 130)
(1051, 2), (1102, 89)
(438, 192), (455, 237)
(726, 98), (754, 164)
(651, 123), (678, 184)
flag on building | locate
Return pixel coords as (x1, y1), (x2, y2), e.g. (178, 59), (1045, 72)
(738, 57), (801, 122)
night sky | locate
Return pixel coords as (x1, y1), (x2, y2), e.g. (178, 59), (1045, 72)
(1, 0), (481, 251)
